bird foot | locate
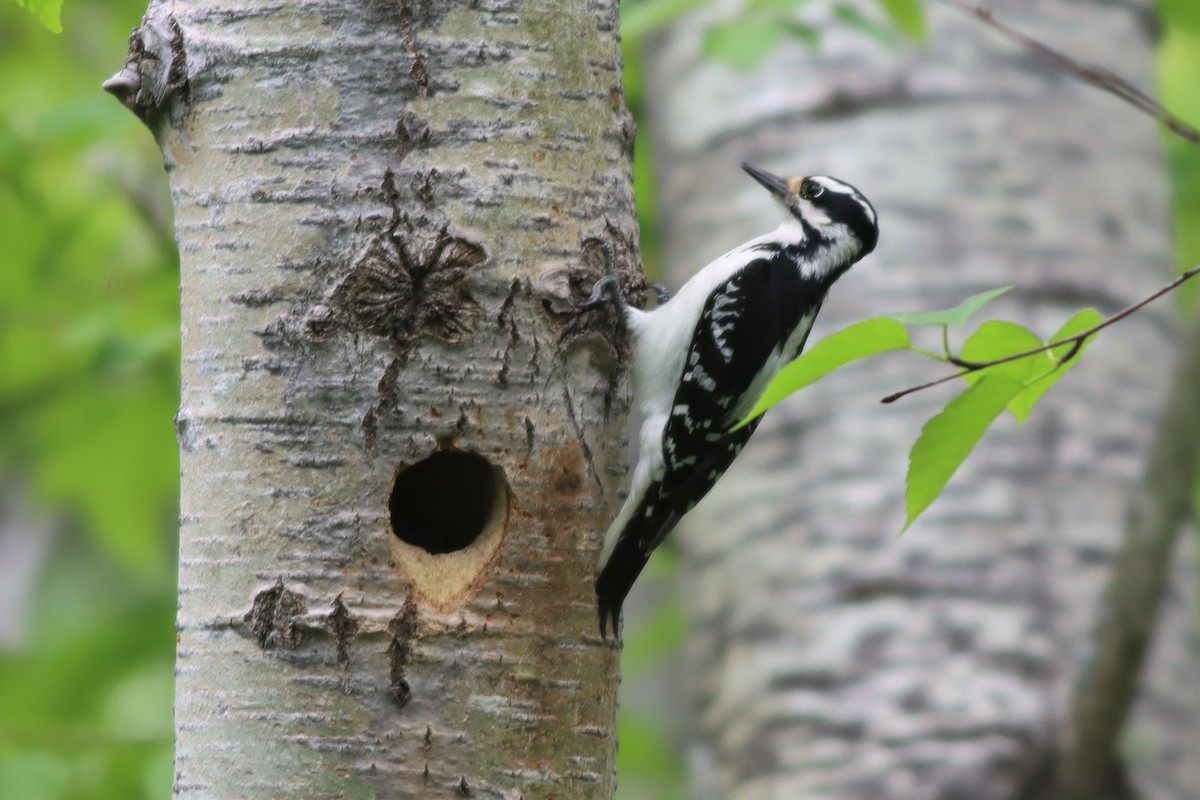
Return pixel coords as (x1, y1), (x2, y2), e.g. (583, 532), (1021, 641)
(578, 274), (621, 310)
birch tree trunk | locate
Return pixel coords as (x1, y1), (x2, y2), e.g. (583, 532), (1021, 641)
(106, 1), (637, 796)
(642, 1), (1199, 798)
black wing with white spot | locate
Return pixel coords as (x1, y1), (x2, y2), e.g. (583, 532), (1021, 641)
(595, 256), (828, 636)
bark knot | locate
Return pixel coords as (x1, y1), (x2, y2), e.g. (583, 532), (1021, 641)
(325, 171), (486, 354)
(244, 579), (308, 649)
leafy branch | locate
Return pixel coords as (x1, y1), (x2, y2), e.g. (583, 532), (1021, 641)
(737, 265), (1200, 530)
(883, 264), (1200, 404)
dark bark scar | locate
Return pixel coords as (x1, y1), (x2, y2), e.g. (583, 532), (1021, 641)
(363, 356), (404, 456)
(396, 110), (432, 161)
(244, 579), (308, 649)
(363, 407), (379, 458)
(388, 593), (421, 707)
(397, 0), (430, 99)
(562, 385), (603, 491)
(325, 593), (360, 670)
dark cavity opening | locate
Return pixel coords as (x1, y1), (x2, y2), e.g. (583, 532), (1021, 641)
(389, 450), (499, 555)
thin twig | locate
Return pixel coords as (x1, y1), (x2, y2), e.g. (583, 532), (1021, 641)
(882, 265), (1200, 404)
(937, 0), (1200, 143)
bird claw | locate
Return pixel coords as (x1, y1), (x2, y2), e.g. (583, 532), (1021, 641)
(578, 274), (620, 310)
(647, 282), (671, 305)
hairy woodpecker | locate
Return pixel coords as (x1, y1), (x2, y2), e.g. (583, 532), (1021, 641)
(583, 163), (879, 638)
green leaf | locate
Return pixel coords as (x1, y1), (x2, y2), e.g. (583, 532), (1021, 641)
(14, 0), (63, 32)
(1157, 24), (1200, 311)
(959, 320), (1043, 378)
(885, 285), (1013, 326)
(703, 19), (782, 70)
(1046, 308), (1103, 358)
(875, 0), (927, 43)
(958, 311), (1102, 423)
(831, 2), (897, 45)
(1157, 0), (1200, 36)
(621, 0), (711, 41)
(735, 317), (910, 429)
(959, 320), (1042, 421)
(1008, 308), (1102, 420)
(33, 378), (178, 574)
(904, 375), (1023, 531)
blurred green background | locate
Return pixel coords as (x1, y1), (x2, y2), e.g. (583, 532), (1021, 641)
(1, 1), (178, 797)
(0, 1), (1196, 798)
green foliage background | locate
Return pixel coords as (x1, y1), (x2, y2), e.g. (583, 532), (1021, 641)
(1, 1), (178, 797)
(0, 0), (1196, 798)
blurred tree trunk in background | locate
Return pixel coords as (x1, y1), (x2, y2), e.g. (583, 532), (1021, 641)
(643, 1), (1198, 798)
(106, 0), (636, 796)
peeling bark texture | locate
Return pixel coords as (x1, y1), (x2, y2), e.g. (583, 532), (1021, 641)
(112, 0), (637, 796)
(642, 1), (1199, 798)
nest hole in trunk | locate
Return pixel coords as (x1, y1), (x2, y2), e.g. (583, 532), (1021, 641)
(389, 449), (504, 555)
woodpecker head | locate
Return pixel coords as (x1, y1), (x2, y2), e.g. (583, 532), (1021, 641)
(742, 163), (879, 259)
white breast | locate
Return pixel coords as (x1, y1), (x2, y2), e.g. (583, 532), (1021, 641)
(626, 221), (807, 420)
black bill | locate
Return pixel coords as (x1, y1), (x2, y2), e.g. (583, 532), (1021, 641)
(741, 162), (789, 199)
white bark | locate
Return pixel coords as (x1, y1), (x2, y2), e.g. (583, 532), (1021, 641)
(642, 1), (1198, 798)
(107, 0), (637, 796)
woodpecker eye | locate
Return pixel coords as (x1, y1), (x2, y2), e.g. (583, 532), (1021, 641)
(800, 181), (824, 200)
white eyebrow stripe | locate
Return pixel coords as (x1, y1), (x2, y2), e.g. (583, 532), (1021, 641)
(811, 175), (877, 226)
(811, 175), (853, 194)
